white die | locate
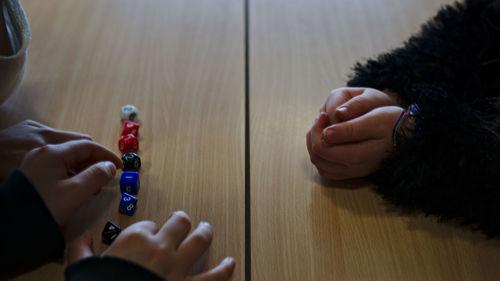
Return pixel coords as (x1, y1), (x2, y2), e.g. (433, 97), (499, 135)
(121, 104), (139, 122)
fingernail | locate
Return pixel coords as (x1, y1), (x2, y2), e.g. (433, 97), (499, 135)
(199, 221), (210, 227)
(170, 210), (182, 218)
(223, 257), (235, 265)
(336, 107), (349, 119)
(104, 161), (116, 176)
(323, 127), (335, 143)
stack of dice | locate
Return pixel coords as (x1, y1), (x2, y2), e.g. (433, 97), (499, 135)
(118, 104), (141, 216)
(101, 105), (142, 244)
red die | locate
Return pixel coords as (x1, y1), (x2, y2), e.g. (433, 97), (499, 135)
(122, 121), (140, 137)
(119, 134), (139, 153)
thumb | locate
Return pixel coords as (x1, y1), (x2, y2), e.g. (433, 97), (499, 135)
(324, 106), (402, 145)
(68, 161), (117, 199)
(335, 88), (395, 121)
(67, 230), (94, 265)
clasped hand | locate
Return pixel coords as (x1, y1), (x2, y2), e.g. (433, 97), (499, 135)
(307, 87), (404, 180)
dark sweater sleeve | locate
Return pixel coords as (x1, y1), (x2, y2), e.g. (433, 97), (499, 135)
(347, 0), (500, 236)
(65, 256), (165, 281)
(0, 169), (66, 279)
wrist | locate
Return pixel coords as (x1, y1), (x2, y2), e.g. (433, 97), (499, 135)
(382, 89), (407, 108)
(393, 104), (419, 147)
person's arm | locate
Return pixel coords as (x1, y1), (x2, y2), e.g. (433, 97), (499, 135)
(347, 0), (500, 236)
(0, 170), (65, 279)
(66, 256), (165, 281)
(0, 139), (121, 279)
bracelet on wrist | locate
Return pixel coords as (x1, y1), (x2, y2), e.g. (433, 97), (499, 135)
(393, 104), (420, 147)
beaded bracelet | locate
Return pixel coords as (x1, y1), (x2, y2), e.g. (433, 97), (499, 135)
(393, 104), (420, 147)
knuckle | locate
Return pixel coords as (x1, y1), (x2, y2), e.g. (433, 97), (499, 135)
(345, 123), (354, 139)
(92, 163), (112, 178)
(340, 88), (354, 100)
(122, 228), (148, 242)
(23, 119), (44, 128)
(31, 144), (53, 156)
(350, 96), (364, 108)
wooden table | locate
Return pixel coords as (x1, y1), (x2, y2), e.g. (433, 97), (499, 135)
(3, 0), (499, 280)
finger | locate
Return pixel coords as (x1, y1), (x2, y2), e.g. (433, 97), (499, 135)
(67, 230), (93, 265)
(157, 211), (192, 249)
(323, 107), (401, 145)
(178, 222), (213, 270)
(24, 119), (45, 128)
(316, 138), (389, 167)
(335, 88), (395, 121)
(55, 140), (122, 169)
(190, 257), (236, 281)
(46, 128), (93, 144)
(309, 113), (330, 156)
(310, 153), (348, 174)
(65, 160), (117, 199)
(325, 88), (365, 123)
(308, 128), (348, 176)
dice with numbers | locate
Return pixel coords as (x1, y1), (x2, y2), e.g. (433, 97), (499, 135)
(120, 171), (140, 195)
(118, 134), (139, 154)
(119, 192), (137, 216)
(122, 120), (140, 137)
(122, 152), (141, 171)
(102, 221), (121, 244)
(121, 104), (139, 122)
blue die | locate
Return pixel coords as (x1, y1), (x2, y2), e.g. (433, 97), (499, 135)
(119, 192), (137, 216)
(120, 171), (140, 195)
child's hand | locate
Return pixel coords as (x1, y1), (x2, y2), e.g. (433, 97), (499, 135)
(306, 107), (403, 180)
(320, 87), (399, 123)
(67, 212), (236, 281)
(20, 140), (122, 227)
(0, 120), (92, 181)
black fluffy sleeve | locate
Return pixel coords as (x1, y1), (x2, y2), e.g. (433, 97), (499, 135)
(0, 170), (65, 279)
(347, 0), (500, 236)
(65, 256), (165, 281)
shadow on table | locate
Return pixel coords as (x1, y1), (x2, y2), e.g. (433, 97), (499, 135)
(0, 82), (45, 129)
(306, 159), (500, 251)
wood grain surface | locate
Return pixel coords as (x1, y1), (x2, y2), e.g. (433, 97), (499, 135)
(249, 0), (500, 280)
(4, 0), (500, 280)
(3, 0), (244, 280)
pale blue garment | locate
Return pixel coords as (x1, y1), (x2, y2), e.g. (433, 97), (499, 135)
(0, 0), (30, 104)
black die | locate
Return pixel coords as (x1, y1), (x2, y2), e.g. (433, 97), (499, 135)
(122, 152), (141, 171)
(102, 221), (121, 244)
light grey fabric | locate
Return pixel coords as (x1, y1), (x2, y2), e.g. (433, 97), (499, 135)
(0, 0), (30, 104)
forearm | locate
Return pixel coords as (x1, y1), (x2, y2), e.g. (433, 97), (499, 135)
(0, 170), (65, 279)
(347, 0), (500, 236)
